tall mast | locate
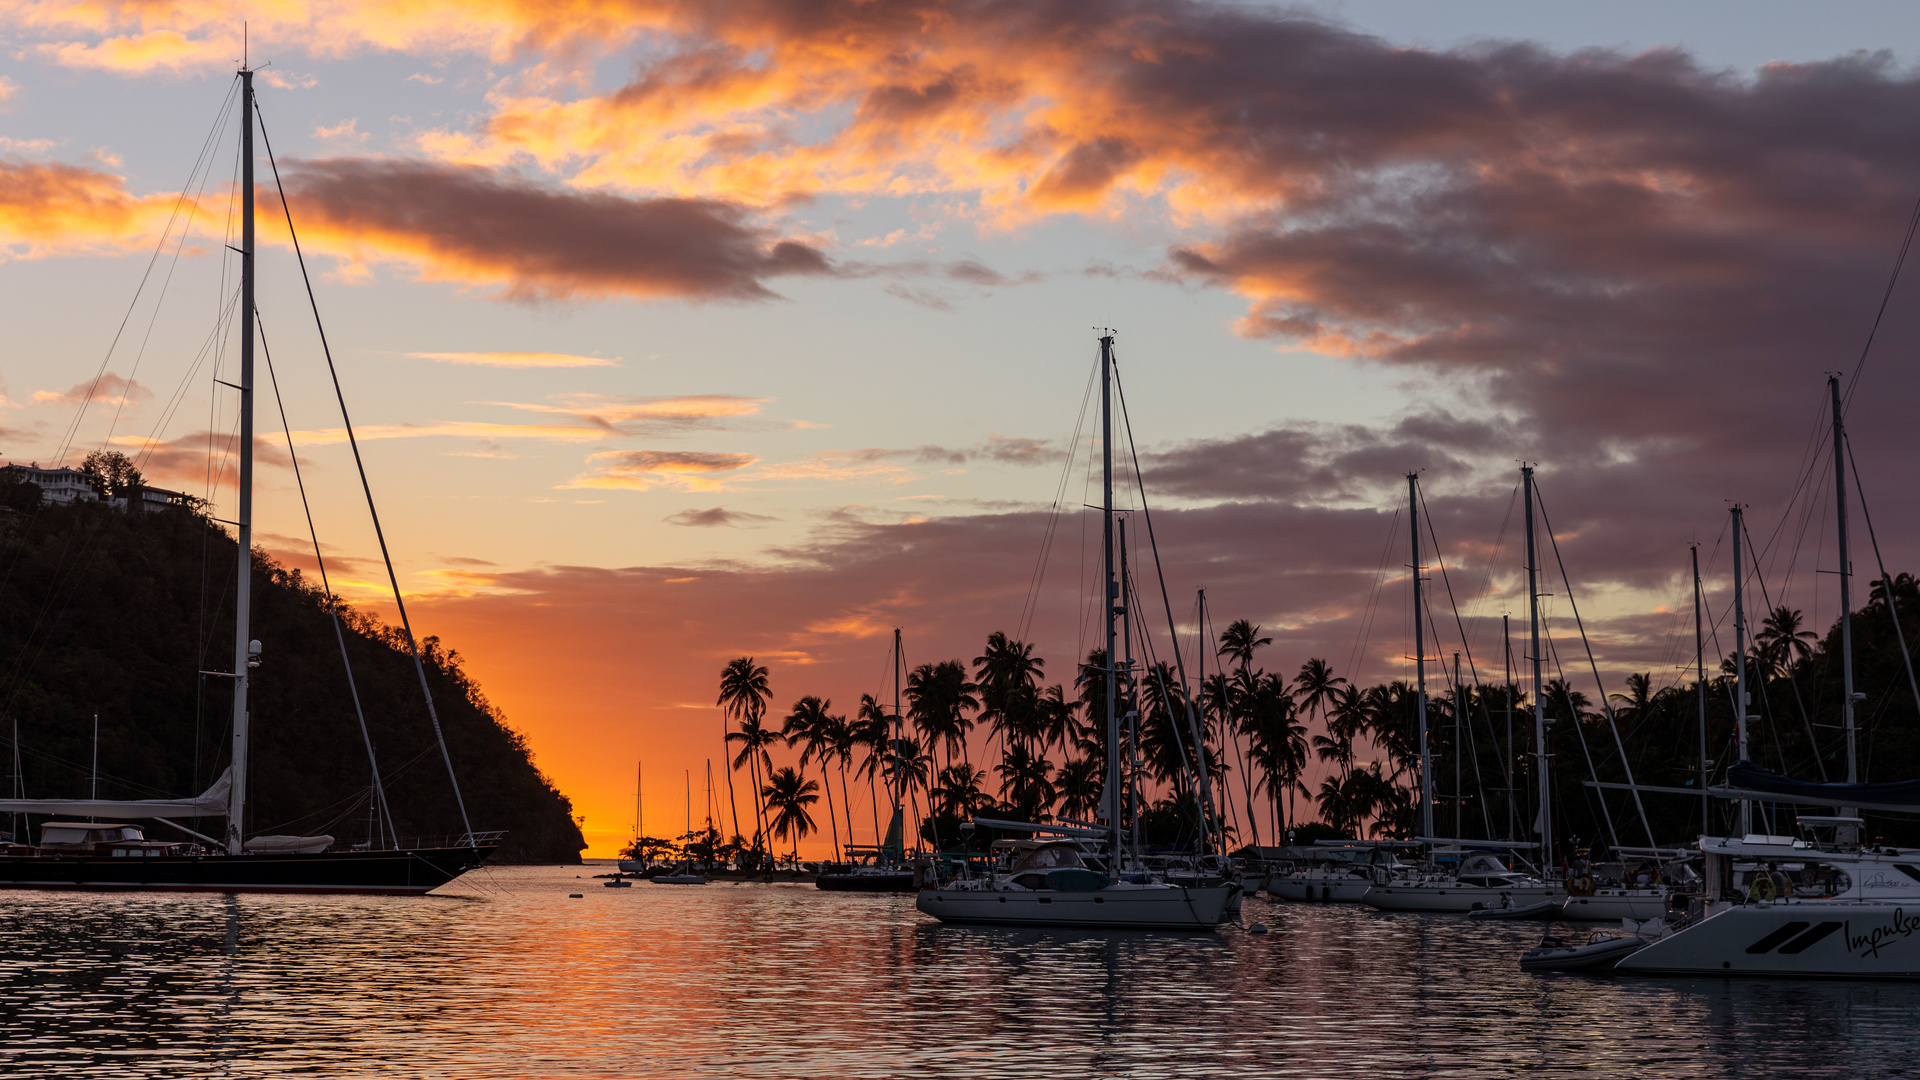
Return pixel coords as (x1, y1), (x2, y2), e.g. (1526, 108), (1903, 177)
(227, 63), (257, 857)
(1101, 333), (1122, 862)
(1732, 504), (1751, 836)
(1831, 375), (1860, 840)
(1120, 517), (1136, 860)
(1409, 473), (1432, 842)
(1523, 466), (1551, 873)
(1503, 613), (1514, 842)
(891, 626), (904, 840)
(1693, 545), (1709, 833)
(1453, 653), (1463, 840)
(636, 761), (643, 842)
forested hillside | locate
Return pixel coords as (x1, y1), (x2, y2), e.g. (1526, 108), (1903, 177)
(0, 475), (584, 863)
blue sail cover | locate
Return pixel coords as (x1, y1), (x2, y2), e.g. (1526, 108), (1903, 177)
(1727, 761), (1920, 808)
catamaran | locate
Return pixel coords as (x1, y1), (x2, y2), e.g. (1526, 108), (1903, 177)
(0, 60), (495, 894)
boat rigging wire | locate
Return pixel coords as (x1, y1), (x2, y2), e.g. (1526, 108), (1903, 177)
(1531, 485), (1657, 848)
(1842, 190), (1920, 411)
(255, 97), (475, 845)
(1845, 435), (1920, 718)
(1017, 359), (1099, 644)
(257, 312), (399, 848)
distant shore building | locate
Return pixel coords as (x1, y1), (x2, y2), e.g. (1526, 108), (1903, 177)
(2, 463), (191, 512)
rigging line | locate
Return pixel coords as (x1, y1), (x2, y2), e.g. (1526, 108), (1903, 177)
(52, 79), (241, 469)
(257, 311), (399, 849)
(1110, 359), (1220, 850)
(1845, 190), (1920, 410)
(255, 98), (475, 845)
(1347, 506), (1404, 685)
(1540, 612), (1624, 853)
(1845, 435), (1920, 718)
(1531, 485), (1656, 849)
(1415, 488), (1500, 838)
(1737, 516), (1827, 780)
(1017, 358), (1099, 643)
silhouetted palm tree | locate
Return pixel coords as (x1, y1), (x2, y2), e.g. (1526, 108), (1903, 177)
(717, 657), (770, 852)
(934, 763), (989, 820)
(1755, 606), (1817, 678)
(783, 695), (841, 857)
(761, 767), (819, 865)
(975, 632), (1044, 753)
(727, 713), (780, 858)
(851, 694), (891, 845)
(1055, 755), (1103, 822)
(907, 659), (979, 782)
(996, 742), (1056, 821)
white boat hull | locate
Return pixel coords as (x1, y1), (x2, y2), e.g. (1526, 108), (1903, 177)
(1616, 901), (1920, 978)
(1362, 882), (1565, 913)
(1560, 889), (1670, 921)
(1268, 873), (1375, 903)
(916, 883), (1235, 930)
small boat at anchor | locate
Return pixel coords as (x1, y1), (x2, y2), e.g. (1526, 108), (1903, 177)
(1521, 930), (1650, 972)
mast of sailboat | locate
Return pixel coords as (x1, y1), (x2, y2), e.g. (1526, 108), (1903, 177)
(635, 761), (643, 844)
(1409, 473), (1433, 843)
(1453, 654), (1463, 840)
(1101, 333), (1122, 864)
(1732, 503), (1751, 836)
(1831, 374), (1861, 840)
(1522, 465), (1551, 873)
(1503, 613), (1514, 842)
(227, 60), (257, 857)
(891, 625), (904, 859)
(1693, 544), (1709, 833)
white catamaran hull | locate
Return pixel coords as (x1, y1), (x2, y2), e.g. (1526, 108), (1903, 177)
(916, 883), (1235, 930)
(1362, 882), (1565, 913)
(1616, 901), (1920, 978)
(1560, 889), (1671, 921)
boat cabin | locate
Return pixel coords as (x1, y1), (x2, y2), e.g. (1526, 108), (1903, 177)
(1452, 852), (1530, 887)
(35, 822), (186, 856)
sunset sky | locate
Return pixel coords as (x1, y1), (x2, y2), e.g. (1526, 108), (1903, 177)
(7, 1), (1920, 857)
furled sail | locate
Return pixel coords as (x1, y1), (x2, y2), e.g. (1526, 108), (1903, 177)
(1724, 761), (1920, 810)
(0, 767), (231, 818)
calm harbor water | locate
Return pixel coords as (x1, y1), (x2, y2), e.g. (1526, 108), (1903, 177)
(1, 864), (1916, 1078)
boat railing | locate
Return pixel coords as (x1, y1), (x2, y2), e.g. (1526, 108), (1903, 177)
(346, 831), (507, 852)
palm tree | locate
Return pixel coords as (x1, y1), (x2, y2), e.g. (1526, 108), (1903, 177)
(851, 694), (891, 846)
(1055, 755), (1104, 822)
(934, 763), (989, 820)
(975, 632), (1044, 754)
(716, 657), (770, 852)
(907, 659), (979, 783)
(727, 713), (781, 860)
(1755, 606), (1817, 678)
(824, 712), (858, 853)
(996, 742), (1056, 821)
(761, 767), (820, 865)
(1218, 620), (1272, 676)
(782, 695), (841, 858)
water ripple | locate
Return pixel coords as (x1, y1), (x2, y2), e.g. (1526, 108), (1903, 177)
(0, 866), (1915, 1077)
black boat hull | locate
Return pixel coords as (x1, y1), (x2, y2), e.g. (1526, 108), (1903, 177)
(815, 872), (917, 892)
(0, 846), (494, 895)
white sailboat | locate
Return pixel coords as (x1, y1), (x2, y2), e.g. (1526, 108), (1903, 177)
(915, 333), (1236, 930)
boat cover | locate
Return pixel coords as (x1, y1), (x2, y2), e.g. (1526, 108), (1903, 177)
(243, 834), (335, 854)
(0, 767), (230, 818)
(1727, 761), (1920, 808)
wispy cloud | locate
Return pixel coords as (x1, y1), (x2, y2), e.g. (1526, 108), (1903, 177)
(665, 506), (777, 528)
(406, 351), (618, 368)
(566, 450), (759, 491)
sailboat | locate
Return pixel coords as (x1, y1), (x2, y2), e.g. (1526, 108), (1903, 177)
(819, 628), (917, 892)
(1619, 376), (1920, 977)
(914, 333), (1236, 930)
(1359, 470), (1562, 914)
(0, 61), (495, 894)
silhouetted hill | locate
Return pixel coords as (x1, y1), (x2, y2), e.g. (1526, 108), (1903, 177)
(0, 479), (584, 863)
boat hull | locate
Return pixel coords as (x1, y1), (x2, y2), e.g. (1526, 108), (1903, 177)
(1615, 901), (1920, 978)
(1362, 883), (1565, 913)
(0, 846), (493, 895)
(1521, 933), (1648, 972)
(1560, 889), (1671, 921)
(816, 871), (916, 892)
(916, 883), (1235, 930)
(1268, 873), (1375, 902)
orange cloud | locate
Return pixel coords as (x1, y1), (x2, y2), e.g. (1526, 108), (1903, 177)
(0, 159), (180, 258)
(567, 449), (758, 491)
